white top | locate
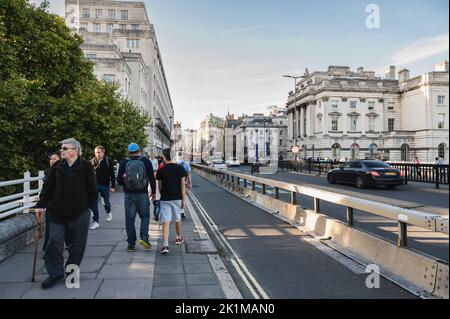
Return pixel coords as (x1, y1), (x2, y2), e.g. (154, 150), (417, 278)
(150, 158), (159, 171)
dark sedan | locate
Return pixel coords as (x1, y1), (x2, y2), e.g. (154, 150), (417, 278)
(327, 160), (404, 189)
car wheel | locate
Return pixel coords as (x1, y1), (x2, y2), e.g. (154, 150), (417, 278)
(356, 176), (366, 188)
(386, 185), (397, 190)
(327, 174), (336, 184)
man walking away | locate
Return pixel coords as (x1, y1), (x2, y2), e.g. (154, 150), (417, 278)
(90, 146), (116, 230)
(175, 157), (192, 219)
(157, 149), (187, 255)
(117, 143), (156, 252)
(35, 138), (97, 289)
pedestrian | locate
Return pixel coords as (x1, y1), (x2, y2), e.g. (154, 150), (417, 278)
(117, 143), (156, 252)
(150, 153), (159, 173)
(90, 146), (116, 230)
(34, 138), (97, 289)
(175, 157), (192, 219)
(42, 152), (61, 252)
(413, 157), (421, 177)
(156, 148), (188, 255)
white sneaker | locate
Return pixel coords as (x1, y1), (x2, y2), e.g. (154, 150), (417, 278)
(106, 213), (112, 222)
(90, 222), (99, 230)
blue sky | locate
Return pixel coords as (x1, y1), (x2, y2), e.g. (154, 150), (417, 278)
(31, 0), (449, 129)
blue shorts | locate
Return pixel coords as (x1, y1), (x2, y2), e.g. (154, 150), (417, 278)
(160, 200), (183, 223)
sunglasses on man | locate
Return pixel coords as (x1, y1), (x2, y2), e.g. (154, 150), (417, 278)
(60, 147), (76, 151)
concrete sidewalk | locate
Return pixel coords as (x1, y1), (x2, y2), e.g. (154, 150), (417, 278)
(0, 189), (238, 299)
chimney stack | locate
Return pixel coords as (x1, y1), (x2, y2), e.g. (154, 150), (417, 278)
(398, 69), (410, 83)
(435, 60), (449, 72)
(385, 65), (396, 79)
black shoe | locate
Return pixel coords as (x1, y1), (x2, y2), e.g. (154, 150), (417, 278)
(154, 215), (159, 222)
(41, 275), (64, 289)
(181, 213), (186, 219)
(127, 245), (135, 252)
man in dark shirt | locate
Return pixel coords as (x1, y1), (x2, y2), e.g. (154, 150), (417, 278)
(35, 138), (97, 289)
(156, 148), (187, 255)
(117, 143), (156, 252)
(90, 145), (116, 230)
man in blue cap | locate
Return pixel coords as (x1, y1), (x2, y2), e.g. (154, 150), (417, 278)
(117, 143), (156, 252)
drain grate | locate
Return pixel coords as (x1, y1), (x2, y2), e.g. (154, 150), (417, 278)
(185, 239), (218, 254)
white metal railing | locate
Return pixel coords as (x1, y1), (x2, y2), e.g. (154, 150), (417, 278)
(0, 171), (44, 220)
(193, 164), (449, 247)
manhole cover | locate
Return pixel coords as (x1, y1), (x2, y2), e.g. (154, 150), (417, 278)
(185, 239), (218, 254)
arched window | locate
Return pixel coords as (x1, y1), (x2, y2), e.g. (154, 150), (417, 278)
(401, 144), (409, 162)
(438, 143), (446, 160)
(369, 143), (378, 158)
(331, 144), (341, 160)
(350, 143), (360, 160)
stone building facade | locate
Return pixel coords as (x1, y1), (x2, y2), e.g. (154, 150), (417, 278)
(286, 62), (449, 163)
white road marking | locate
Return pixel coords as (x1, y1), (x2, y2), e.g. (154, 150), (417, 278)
(185, 196), (242, 299)
(188, 190), (270, 299)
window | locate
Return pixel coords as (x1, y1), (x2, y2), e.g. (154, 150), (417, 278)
(119, 24), (126, 30)
(280, 139), (283, 146)
(86, 54), (96, 59)
(121, 10), (128, 20)
(107, 9), (115, 19)
(438, 144), (446, 160)
(95, 9), (102, 19)
(350, 143), (360, 160)
(438, 95), (446, 105)
(388, 118), (395, 131)
(368, 117), (375, 132)
(438, 113), (445, 129)
(350, 101), (357, 109)
(80, 22), (88, 30)
(331, 118), (338, 131)
(368, 101), (375, 110)
(401, 144), (409, 162)
(331, 100), (339, 109)
(127, 38), (139, 48)
(349, 117), (357, 131)
(368, 144), (378, 157)
(106, 23), (113, 33)
(93, 23), (101, 32)
(388, 102), (395, 111)
(332, 144), (341, 159)
(82, 8), (90, 19)
(280, 130), (283, 136)
(132, 24), (139, 30)
(102, 74), (115, 84)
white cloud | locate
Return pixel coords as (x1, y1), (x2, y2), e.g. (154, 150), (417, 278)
(391, 33), (449, 66)
(220, 26), (263, 35)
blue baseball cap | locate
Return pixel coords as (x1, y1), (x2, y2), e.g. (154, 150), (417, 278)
(128, 143), (140, 152)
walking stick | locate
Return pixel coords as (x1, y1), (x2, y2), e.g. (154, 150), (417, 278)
(31, 209), (42, 282)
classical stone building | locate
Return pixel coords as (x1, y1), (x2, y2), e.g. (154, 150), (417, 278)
(235, 113), (288, 163)
(194, 114), (225, 162)
(286, 62), (449, 163)
(224, 113), (242, 161)
(65, 0), (174, 155)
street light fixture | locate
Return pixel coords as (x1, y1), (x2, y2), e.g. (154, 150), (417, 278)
(283, 74), (305, 161)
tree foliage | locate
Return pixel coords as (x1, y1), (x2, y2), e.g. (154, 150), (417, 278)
(0, 0), (150, 185)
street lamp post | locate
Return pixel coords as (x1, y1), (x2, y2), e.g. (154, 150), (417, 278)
(283, 75), (304, 161)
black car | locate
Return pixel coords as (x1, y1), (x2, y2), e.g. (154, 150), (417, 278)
(327, 160), (404, 189)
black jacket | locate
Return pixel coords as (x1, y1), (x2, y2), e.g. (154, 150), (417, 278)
(36, 158), (98, 224)
(91, 157), (116, 188)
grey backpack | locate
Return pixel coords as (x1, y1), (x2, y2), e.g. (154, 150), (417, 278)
(124, 157), (148, 191)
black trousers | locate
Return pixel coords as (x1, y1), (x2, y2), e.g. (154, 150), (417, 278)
(44, 210), (90, 278)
